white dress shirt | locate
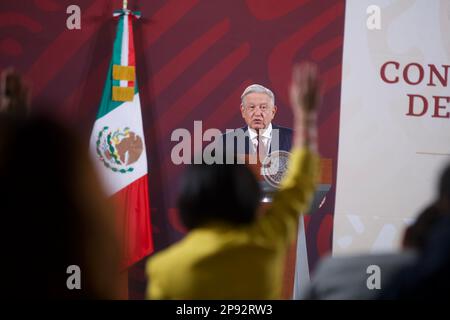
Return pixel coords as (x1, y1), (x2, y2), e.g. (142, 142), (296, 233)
(247, 123), (272, 156)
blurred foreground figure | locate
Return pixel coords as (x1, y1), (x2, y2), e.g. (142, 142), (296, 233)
(299, 205), (444, 300)
(378, 165), (450, 300)
(146, 62), (321, 299)
(0, 111), (121, 299)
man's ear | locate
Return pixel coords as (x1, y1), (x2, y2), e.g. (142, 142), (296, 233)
(272, 105), (278, 116)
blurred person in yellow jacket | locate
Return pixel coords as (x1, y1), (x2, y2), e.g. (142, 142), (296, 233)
(146, 62), (321, 299)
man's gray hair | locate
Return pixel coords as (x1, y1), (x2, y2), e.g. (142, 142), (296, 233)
(240, 84), (275, 106)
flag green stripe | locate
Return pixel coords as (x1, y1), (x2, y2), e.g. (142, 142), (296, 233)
(113, 15), (124, 67)
(96, 62), (120, 119)
(96, 14), (137, 120)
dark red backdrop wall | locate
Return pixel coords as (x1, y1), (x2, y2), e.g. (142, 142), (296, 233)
(0, 0), (345, 298)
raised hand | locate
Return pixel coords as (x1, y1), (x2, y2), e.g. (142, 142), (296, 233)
(290, 62), (321, 114)
(289, 62), (321, 151)
(0, 69), (30, 116)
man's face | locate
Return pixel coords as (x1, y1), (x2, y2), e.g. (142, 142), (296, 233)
(241, 92), (277, 130)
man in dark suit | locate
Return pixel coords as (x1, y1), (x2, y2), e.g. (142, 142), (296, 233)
(222, 84), (292, 161)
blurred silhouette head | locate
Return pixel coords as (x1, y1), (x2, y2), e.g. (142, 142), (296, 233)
(438, 164), (450, 213)
(177, 159), (261, 230)
(401, 165), (450, 251)
(0, 114), (120, 299)
(402, 204), (442, 251)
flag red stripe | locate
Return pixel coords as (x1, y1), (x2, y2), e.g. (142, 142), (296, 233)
(113, 174), (153, 269)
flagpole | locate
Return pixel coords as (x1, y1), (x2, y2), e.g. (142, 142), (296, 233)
(121, 1), (131, 301)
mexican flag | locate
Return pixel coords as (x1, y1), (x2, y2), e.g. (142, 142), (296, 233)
(89, 9), (153, 268)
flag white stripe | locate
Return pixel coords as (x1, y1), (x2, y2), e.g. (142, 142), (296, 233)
(89, 93), (147, 196)
(120, 13), (129, 87)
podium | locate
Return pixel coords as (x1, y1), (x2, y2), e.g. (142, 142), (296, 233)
(241, 153), (332, 299)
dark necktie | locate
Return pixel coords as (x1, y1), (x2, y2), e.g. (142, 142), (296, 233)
(257, 134), (267, 163)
